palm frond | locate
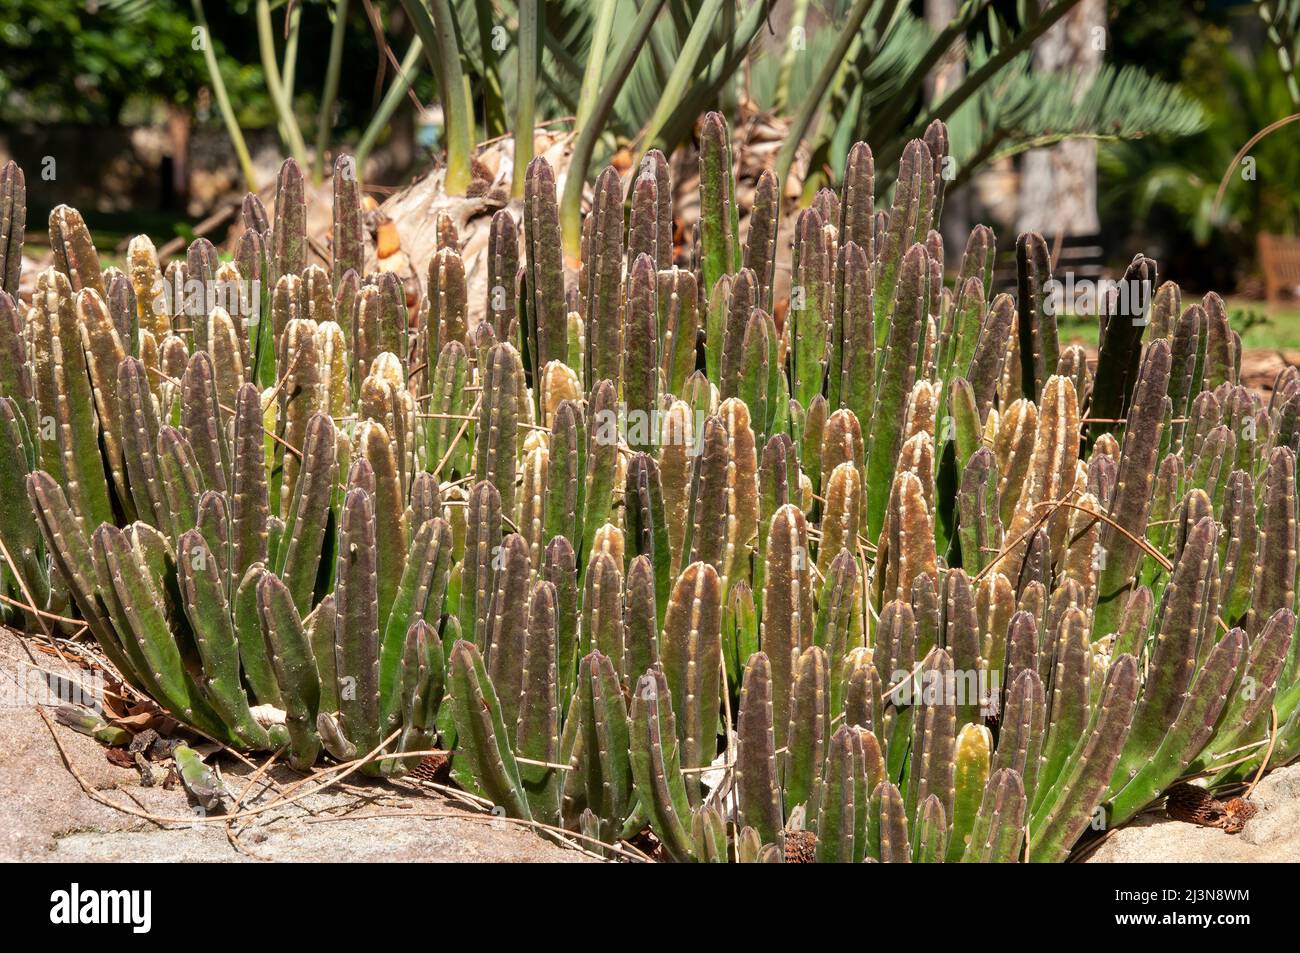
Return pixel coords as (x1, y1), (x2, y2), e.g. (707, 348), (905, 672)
(947, 40), (1206, 183)
(1256, 0), (1300, 106)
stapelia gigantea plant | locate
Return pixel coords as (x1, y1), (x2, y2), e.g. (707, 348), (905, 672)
(1, 109), (1299, 860)
(0, 156), (445, 775)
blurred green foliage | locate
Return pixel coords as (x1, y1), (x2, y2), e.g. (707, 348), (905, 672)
(1, 0), (252, 122)
(1107, 0), (1223, 82)
(1100, 17), (1300, 288)
(0, 0), (432, 134)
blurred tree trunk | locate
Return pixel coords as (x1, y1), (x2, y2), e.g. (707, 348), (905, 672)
(1017, 0), (1103, 236)
(167, 104), (191, 209)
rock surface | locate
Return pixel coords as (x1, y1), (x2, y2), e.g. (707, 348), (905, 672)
(6, 624), (1298, 863)
(0, 627), (592, 863)
(1085, 765), (1300, 863)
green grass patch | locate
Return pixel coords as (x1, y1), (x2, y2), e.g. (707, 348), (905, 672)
(1053, 298), (1300, 351)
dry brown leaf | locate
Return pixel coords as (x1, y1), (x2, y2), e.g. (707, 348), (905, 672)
(376, 220), (401, 258)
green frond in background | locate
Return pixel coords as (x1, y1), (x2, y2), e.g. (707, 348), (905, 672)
(1099, 42), (1300, 251)
(1256, 0), (1300, 105)
(751, 1), (1203, 200)
(943, 41), (1206, 189)
(1, 0), (1212, 232)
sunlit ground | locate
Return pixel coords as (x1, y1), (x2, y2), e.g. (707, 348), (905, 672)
(1056, 299), (1300, 351)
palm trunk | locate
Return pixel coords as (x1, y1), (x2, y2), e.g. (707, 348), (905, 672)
(1016, 0), (1104, 236)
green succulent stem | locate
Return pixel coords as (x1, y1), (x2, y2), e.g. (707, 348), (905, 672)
(574, 0), (617, 134)
(255, 0), (309, 164)
(637, 0), (727, 156)
(403, 0), (475, 195)
(559, 0), (668, 262)
(512, 0), (541, 198)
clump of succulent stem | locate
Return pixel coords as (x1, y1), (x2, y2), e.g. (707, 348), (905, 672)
(2, 111), (1297, 863)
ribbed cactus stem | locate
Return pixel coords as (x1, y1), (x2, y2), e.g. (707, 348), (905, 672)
(698, 111), (740, 340)
(0, 161), (25, 295)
